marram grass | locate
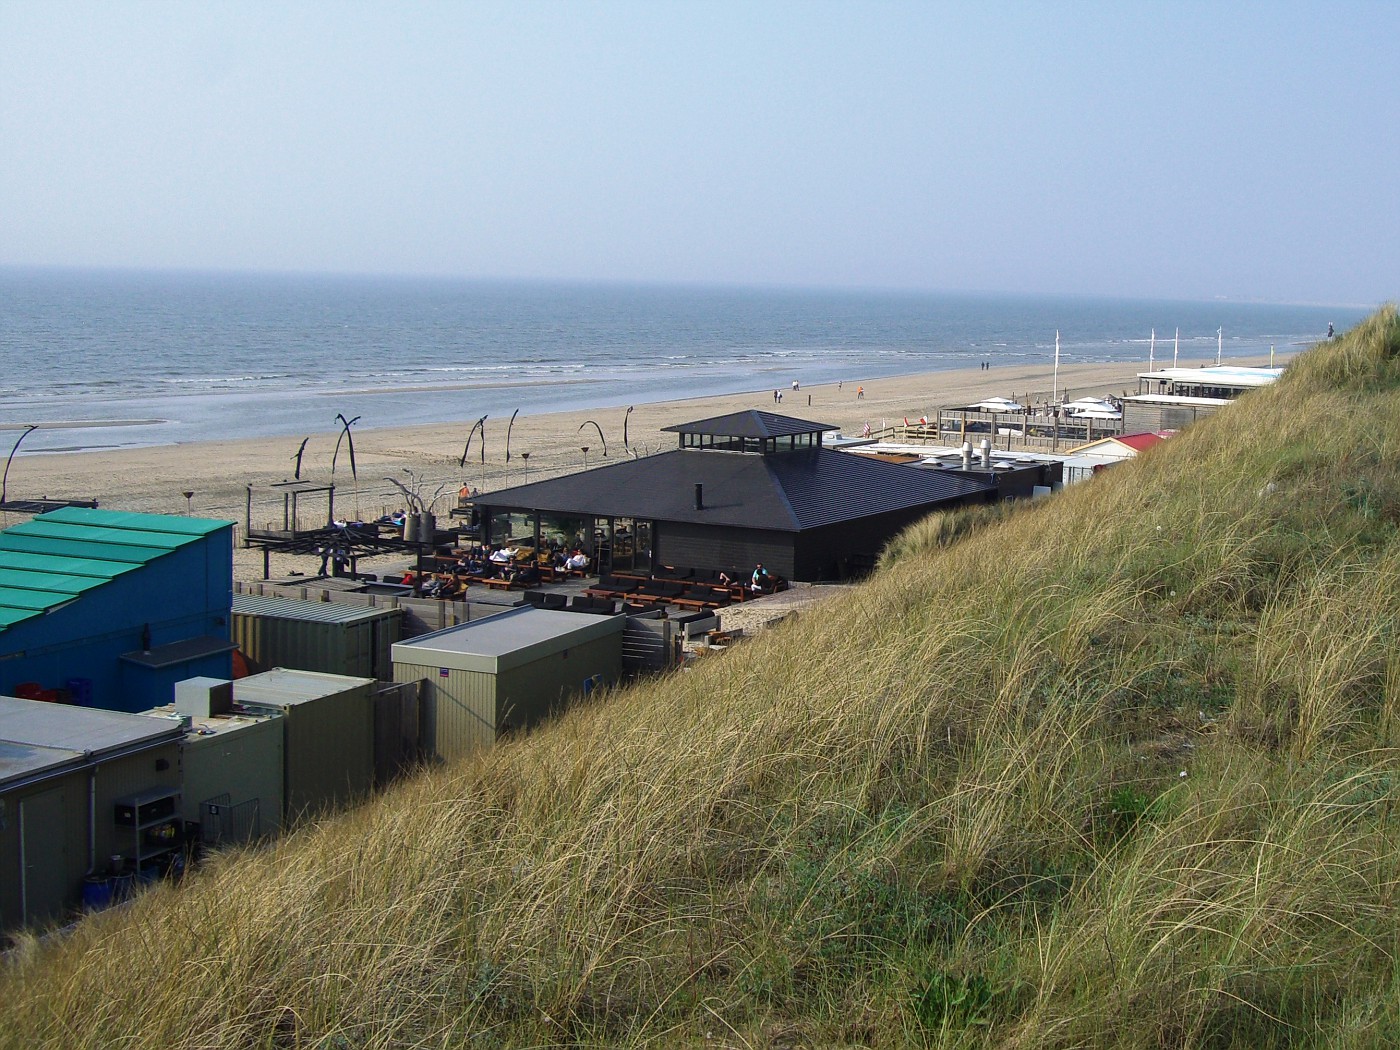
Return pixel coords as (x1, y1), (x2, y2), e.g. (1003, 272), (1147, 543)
(3, 307), (1400, 1048)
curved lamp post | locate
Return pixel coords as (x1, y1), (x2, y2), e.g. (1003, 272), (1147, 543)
(579, 420), (606, 458)
(1, 424), (40, 506)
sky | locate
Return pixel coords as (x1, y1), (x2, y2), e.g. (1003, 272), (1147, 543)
(1, 2), (1395, 306)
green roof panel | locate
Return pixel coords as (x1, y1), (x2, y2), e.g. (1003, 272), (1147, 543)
(0, 508), (231, 638)
(0, 533), (169, 565)
(0, 568), (92, 595)
(0, 608), (37, 629)
(0, 550), (138, 580)
(7, 520), (187, 551)
(39, 506), (232, 538)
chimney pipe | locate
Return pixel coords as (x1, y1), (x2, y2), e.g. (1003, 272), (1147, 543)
(694, 483), (703, 510)
(961, 440), (972, 471)
(979, 438), (992, 469)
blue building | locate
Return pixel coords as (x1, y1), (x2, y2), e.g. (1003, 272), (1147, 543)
(0, 508), (234, 712)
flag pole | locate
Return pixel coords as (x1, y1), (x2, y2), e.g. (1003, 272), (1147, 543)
(1149, 328), (1155, 370)
(1173, 327), (1179, 368)
(1216, 326), (1222, 366)
(1053, 330), (1060, 403)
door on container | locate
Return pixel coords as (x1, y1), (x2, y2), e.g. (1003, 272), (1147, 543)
(20, 786), (70, 925)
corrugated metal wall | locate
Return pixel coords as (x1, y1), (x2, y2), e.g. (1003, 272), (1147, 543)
(231, 581), (507, 639)
(398, 664), (497, 762)
(239, 682), (374, 822)
(231, 606), (401, 680)
(373, 681), (425, 786)
(496, 630), (623, 737)
(394, 629), (623, 764)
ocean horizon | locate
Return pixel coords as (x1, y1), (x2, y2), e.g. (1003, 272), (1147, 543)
(0, 267), (1369, 455)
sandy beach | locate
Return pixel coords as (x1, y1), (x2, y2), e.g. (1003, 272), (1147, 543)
(2, 353), (1287, 582)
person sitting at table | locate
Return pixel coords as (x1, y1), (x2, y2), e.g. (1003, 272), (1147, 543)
(750, 563), (770, 594)
(508, 563), (541, 587)
(489, 546), (513, 565)
(565, 548), (590, 571)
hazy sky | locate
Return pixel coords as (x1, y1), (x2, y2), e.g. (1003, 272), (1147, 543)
(1, 2), (1395, 305)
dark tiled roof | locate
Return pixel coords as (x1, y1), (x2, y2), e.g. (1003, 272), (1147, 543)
(480, 448), (993, 532)
(661, 410), (838, 439)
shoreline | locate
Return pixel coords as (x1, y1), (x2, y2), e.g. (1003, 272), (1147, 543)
(5, 345), (1294, 457)
(2, 352), (1294, 580)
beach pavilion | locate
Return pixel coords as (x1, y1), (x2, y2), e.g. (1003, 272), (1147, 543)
(472, 411), (996, 582)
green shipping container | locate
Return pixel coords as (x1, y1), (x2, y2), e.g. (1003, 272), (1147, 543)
(231, 594), (402, 680)
(233, 668), (375, 822)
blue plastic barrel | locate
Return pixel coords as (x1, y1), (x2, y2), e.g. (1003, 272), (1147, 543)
(82, 875), (113, 912)
(65, 678), (94, 706)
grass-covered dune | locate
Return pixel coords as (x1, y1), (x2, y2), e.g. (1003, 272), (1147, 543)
(4, 308), (1400, 1049)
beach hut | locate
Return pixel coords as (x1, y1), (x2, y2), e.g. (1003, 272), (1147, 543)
(0, 696), (183, 932)
(1060, 433), (1169, 484)
(391, 607), (624, 762)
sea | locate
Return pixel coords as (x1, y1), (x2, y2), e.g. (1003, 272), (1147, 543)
(0, 267), (1370, 455)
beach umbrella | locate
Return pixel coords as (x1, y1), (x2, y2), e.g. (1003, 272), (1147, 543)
(972, 396), (1024, 413)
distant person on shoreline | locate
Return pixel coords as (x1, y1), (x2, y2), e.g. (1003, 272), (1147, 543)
(856, 385), (864, 399)
(1328, 322), (1335, 339)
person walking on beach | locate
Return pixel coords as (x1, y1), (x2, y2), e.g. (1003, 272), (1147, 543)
(773, 389), (780, 403)
(856, 385), (864, 399)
